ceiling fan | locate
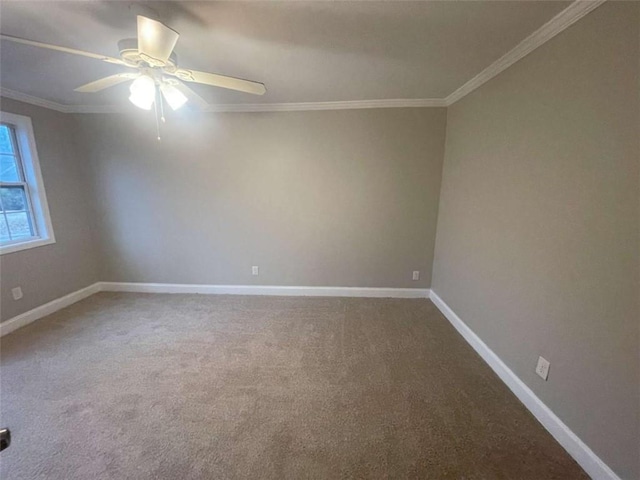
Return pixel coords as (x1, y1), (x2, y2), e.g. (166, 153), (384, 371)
(1, 15), (266, 136)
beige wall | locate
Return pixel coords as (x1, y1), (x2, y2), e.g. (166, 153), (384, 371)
(75, 108), (446, 288)
(0, 98), (100, 322)
(432, 3), (639, 479)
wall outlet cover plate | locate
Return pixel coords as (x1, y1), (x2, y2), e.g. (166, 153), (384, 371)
(536, 356), (550, 380)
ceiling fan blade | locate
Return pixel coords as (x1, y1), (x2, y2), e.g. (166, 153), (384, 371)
(137, 15), (179, 65)
(176, 69), (266, 96)
(0, 34), (126, 66)
(172, 81), (209, 110)
(74, 73), (140, 93)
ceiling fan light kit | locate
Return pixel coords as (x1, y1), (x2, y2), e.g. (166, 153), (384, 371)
(128, 72), (187, 111)
(0, 15), (266, 140)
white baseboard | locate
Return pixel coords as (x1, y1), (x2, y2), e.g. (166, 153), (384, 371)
(0, 282), (101, 337)
(429, 290), (621, 480)
(99, 282), (431, 299)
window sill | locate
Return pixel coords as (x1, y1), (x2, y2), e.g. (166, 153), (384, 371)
(0, 237), (55, 255)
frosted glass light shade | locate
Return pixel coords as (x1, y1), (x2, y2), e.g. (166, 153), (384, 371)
(160, 84), (188, 110)
(129, 75), (156, 110)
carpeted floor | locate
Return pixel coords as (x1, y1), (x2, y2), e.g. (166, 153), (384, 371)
(0, 293), (587, 479)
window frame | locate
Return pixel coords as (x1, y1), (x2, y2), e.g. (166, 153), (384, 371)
(0, 112), (55, 255)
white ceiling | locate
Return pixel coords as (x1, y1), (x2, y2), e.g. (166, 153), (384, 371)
(0, 1), (571, 108)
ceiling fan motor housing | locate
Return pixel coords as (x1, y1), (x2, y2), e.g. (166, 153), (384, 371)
(117, 38), (178, 70)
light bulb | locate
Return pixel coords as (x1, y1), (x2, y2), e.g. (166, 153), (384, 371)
(129, 75), (156, 110)
(160, 84), (188, 111)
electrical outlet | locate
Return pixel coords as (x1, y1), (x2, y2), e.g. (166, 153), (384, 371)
(412, 271), (420, 281)
(251, 266), (259, 276)
(11, 287), (23, 301)
(536, 356), (550, 380)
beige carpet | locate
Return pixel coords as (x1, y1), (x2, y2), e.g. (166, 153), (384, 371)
(0, 293), (587, 479)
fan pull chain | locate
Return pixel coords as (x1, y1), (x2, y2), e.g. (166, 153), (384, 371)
(159, 88), (166, 124)
(153, 85), (161, 141)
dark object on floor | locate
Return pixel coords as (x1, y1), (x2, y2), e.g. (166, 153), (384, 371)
(0, 428), (11, 451)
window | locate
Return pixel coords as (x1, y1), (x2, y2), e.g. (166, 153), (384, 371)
(0, 112), (54, 255)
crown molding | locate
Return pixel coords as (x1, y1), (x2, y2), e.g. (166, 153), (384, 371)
(70, 98), (447, 113)
(1, 0), (605, 113)
(66, 103), (127, 114)
(444, 0), (607, 106)
(0, 90), (446, 114)
(0, 88), (71, 113)
(203, 98), (447, 112)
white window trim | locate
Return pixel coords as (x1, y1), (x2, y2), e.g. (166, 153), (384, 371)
(0, 111), (55, 255)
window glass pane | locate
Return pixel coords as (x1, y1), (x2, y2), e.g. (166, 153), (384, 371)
(0, 216), (10, 242)
(0, 155), (20, 182)
(6, 211), (33, 238)
(0, 114), (52, 250)
(0, 186), (27, 211)
(0, 125), (14, 154)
